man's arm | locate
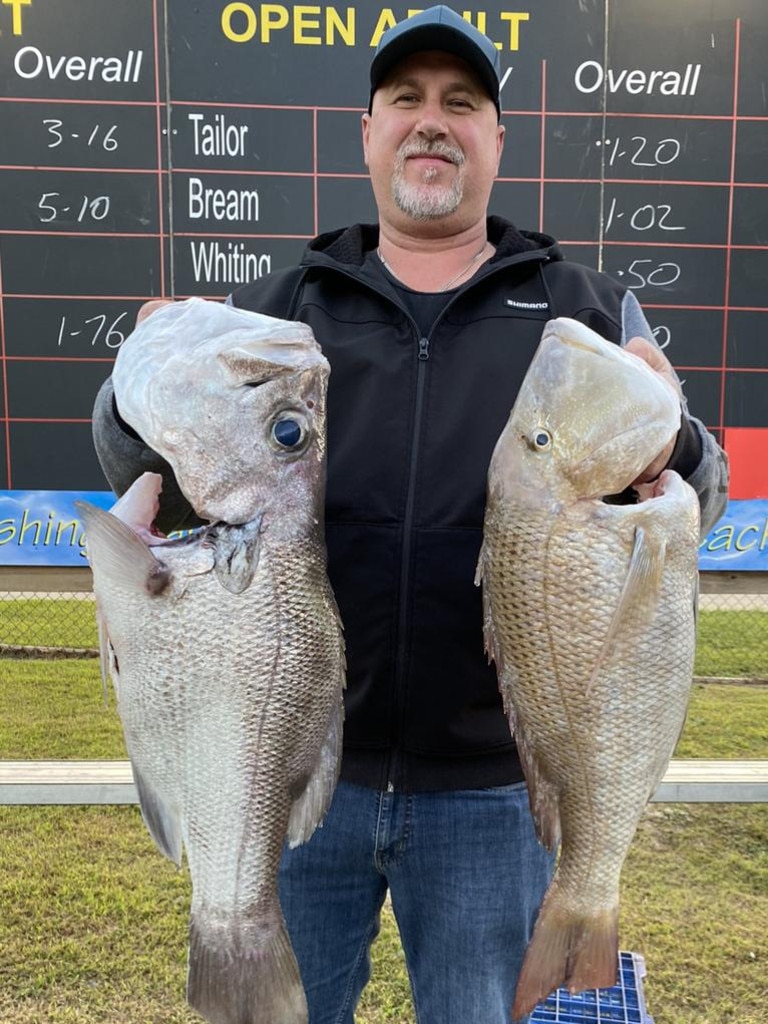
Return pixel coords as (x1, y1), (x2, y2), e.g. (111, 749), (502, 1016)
(92, 377), (202, 533)
(92, 299), (201, 534)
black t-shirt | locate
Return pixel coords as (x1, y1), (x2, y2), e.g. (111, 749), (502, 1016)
(366, 250), (458, 337)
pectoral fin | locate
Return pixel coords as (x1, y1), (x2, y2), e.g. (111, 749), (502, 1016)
(132, 762), (183, 866)
(584, 525), (666, 697)
(75, 501), (171, 597)
(287, 696), (344, 848)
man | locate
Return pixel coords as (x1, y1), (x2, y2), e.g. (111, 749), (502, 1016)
(93, 7), (728, 1022)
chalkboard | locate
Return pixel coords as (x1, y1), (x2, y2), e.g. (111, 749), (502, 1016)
(0, 0), (766, 492)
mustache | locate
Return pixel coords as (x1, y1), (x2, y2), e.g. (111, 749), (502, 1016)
(396, 139), (466, 165)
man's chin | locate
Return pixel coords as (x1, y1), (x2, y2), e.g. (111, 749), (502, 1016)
(392, 184), (462, 220)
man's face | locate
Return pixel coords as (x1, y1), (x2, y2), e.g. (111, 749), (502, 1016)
(362, 51), (504, 233)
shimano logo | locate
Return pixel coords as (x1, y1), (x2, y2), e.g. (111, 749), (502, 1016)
(505, 300), (549, 310)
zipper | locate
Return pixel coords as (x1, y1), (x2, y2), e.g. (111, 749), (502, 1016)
(308, 251), (551, 791)
(389, 331), (431, 790)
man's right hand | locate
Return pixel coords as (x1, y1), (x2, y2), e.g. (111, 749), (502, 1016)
(136, 298), (174, 325)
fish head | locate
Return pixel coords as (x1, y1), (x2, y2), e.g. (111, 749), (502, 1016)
(489, 317), (681, 505)
(113, 298), (329, 526)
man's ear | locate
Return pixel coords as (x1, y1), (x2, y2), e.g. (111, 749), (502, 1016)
(361, 112), (372, 167)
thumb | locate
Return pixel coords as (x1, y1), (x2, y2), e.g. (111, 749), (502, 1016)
(624, 336), (682, 399)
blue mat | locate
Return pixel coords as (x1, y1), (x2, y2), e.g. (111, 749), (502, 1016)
(530, 952), (653, 1023)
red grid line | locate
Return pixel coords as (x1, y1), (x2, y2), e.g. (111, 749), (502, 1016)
(313, 107), (319, 238)
(5, 94), (768, 122)
(0, 245), (10, 486)
(0, 230), (314, 240)
(152, 0), (166, 297)
(4, 229), (766, 251)
(0, 97), (158, 107)
(0, 230), (166, 238)
(3, 355), (759, 373)
(720, 20), (741, 436)
(0, 164), (164, 174)
(679, 366), (768, 374)
(7, 165), (768, 190)
(5, 356), (115, 363)
(538, 60), (546, 233)
(4, 293), (171, 300)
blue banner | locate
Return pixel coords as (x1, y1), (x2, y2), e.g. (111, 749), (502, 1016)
(0, 491), (114, 566)
(0, 491), (765, 570)
(698, 499), (768, 571)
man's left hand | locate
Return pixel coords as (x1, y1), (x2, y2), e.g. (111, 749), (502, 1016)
(625, 336), (682, 484)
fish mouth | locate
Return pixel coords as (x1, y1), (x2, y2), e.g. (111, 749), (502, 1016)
(578, 418), (676, 500)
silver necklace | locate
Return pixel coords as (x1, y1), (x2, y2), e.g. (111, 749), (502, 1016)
(377, 241), (490, 292)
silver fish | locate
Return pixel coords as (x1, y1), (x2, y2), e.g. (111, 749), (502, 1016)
(78, 299), (345, 1024)
(475, 317), (699, 1019)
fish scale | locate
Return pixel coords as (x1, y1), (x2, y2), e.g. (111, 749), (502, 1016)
(476, 317), (700, 1020)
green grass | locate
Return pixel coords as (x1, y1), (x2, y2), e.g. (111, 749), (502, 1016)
(1, 662), (766, 762)
(0, 597), (98, 650)
(0, 602), (766, 1022)
(0, 660), (125, 759)
(694, 610), (768, 679)
(0, 803), (764, 1024)
(2, 599), (767, 676)
(675, 682), (768, 759)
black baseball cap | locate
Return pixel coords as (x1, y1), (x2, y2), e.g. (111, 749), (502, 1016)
(368, 6), (502, 118)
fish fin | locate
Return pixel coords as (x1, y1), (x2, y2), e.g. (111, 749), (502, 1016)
(75, 501), (171, 597)
(584, 524), (666, 698)
(131, 762), (183, 866)
(188, 912), (307, 1024)
(512, 716), (561, 851)
(475, 547), (503, 670)
(212, 517), (263, 594)
(95, 609), (111, 704)
(513, 898), (619, 1020)
(287, 696), (343, 848)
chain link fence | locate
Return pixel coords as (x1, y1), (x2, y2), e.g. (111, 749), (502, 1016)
(1, 569), (767, 685)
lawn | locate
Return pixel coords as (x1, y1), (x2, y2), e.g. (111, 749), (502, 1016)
(0, 601), (766, 1023)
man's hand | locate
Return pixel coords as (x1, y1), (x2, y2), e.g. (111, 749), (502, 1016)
(136, 298), (174, 325)
(624, 336), (682, 484)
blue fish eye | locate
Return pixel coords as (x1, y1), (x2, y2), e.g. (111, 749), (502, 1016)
(272, 418), (304, 449)
(531, 429), (552, 450)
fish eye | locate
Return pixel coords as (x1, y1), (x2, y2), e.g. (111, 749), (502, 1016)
(272, 418), (304, 449)
(529, 429), (552, 451)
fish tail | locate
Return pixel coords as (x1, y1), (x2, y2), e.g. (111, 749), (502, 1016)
(512, 896), (619, 1021)
(187, 913), (307, 1024)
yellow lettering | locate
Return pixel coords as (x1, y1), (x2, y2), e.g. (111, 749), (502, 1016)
(326, 6), (355, 45)
(500, 12), (530, 51)
(2, 0), (31, 35)
(294, 5), (321, 44)
(370, 8), (397, 47)
(705, 525), (735, 552)
(0, 518), (15, 544)
(735, 525), (759, 551)
(760, 516), (768, 550)
(261, 4), (289, 42)
(18, 509), (41, 545)
(221, 2), (257, 42)
(55, 519), (79, 546)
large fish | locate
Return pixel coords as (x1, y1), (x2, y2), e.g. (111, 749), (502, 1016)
(475, 317), (700, 1019)
(78, 298), (345, 1024)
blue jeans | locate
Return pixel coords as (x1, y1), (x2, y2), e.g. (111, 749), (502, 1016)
(279, 779), (556, 1024)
